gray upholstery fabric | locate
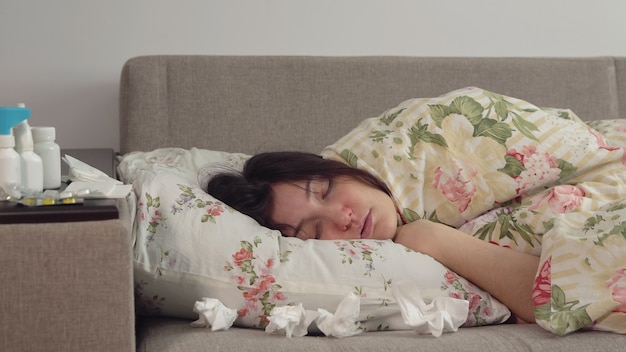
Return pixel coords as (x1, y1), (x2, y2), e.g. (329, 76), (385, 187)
(617, 59), (626, 121)
(0, 219), (135, 352)
(119, 56), (626, 351)
(120, 56), (624, 155)
(137, 317), (625, 352)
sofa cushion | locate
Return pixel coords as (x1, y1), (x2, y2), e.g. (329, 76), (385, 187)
(136, 317), (626, 352)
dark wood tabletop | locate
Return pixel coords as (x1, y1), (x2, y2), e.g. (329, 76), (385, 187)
(0, 148), (121, 224)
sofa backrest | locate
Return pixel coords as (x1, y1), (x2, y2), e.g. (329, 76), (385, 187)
(119, 56), (625, 155)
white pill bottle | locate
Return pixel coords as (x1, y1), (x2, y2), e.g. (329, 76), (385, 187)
(14, 104), (44, 193)
(32, 126), (61, 189)
(0, 131), (21, 189)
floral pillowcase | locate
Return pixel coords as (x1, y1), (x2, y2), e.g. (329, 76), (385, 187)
(117, 147), (511, 332)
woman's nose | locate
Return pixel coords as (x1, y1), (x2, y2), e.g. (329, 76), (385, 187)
(317, 207), (355, 240)
(328, 206), (353, 231)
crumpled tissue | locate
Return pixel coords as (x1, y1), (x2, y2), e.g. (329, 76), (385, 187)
(63, 154), (132, 198)
(63, 154), (121, 184)
(190, 298), (238, 331)
(265, 303), (319, 338)
(316, 292), (364, 338)
(392, 281), (469, 337)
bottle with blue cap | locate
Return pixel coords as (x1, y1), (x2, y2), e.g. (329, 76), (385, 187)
(14, 104), (44, 193)
(0, 105), (31, 195)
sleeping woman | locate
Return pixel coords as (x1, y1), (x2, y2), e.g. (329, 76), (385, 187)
(205, 151), (539, 324)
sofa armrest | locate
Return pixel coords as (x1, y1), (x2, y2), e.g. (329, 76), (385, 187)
(0, 219), (135, 352)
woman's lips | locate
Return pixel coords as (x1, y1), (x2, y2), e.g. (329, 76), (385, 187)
(360, 211), (373, 239)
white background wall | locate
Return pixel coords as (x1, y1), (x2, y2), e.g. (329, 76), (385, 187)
(2, 0), (625, 152)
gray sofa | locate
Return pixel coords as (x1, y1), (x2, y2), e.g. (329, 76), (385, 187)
(3, 56), (626, 352)
(123, 56), (626, 352)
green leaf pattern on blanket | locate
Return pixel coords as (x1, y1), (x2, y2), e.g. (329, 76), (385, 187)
(407, 119), (448, 156)
(593, 220), (626, 246)
(586, 203), (626, 246)
(340, 149), (360, 168)
(535, 285), (592, 336)
(474, 207), (540, 248)
(533, 256), (593, 335)
(400, 207), (441, 224)
(428, 93), (523, 145)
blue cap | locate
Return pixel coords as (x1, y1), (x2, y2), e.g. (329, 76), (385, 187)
(0, 107), (31, 135)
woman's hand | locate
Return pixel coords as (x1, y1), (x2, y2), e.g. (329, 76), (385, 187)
(394, 219), (539, 324)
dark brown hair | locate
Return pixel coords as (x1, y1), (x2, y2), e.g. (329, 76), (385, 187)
(205, 151), (391, 230)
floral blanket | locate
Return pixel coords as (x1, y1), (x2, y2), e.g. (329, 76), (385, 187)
(321, 87), (626, 335)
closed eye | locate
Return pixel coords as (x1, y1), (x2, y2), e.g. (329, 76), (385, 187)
(307, 178), (332, 201)
(322, 178), (332, 199)
(290, 178), (332, 240)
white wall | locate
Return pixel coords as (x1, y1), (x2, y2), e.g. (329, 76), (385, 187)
(2, 0), (625, 152)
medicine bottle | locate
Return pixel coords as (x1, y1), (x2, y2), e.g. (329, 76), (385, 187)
(15, 119), (44, 193)
(32, 126), (61, 189)
(0, 133), (21, 189)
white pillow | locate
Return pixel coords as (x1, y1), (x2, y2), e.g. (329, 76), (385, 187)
(118, 147), (510, 331)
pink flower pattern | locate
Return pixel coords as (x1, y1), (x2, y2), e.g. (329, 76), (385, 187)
(605, 268), (626, 313)
(506, 146), (561, 195)
(532, 257), (552, 307)
(588, 127), (626, 166)
(206, 204), (224, 217)
(432, 165), (477, 213)
(441, 270), (493, 326)
(225, 239), (287, 328)
(529, 185), (586, 214)
(139, 193), (164, 235)
(334, 240), (382, 276)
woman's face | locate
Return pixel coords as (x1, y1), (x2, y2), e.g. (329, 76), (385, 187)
(269, 176), (398, 241)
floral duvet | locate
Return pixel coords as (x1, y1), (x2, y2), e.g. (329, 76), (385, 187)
(321, 87), (626, 335)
